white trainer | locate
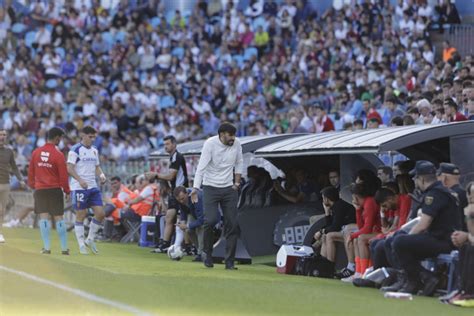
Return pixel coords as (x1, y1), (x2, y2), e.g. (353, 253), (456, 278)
(79, 245), (89, 255)
(0, 234), (5, 243)
(85, 239), (99, 254)
(3, 219), (20, 228)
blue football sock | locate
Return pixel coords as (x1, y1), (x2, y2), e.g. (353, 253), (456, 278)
(56, 220), (68, 251)
(39, 219), (51, 250)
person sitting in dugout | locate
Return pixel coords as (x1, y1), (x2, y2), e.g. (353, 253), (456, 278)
(313, 186), (356, 276)
(392, 160), (459, 296)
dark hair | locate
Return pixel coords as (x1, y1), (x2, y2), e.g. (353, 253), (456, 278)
(396, 174), (415, 194)
(163, 135), (176, 143)
(403, 115), (415, 125)
(353, 119), (364, 126)
(377, 166), (393, 178)
(218, 122), (237, 135)
(110, 176), (121, 182)
(390, 116), (403, 126)
(432, 98), (443, 106)
(47, 127), (65, 140)
(383, 181), (399, 194)
(351, 183), (372, 197)
(173, 185), (187, 197)
(407, 107), (419, 115)
(321, 186), (340, 202)
(82, 125), (97, 134)
(374, 187), (397, 205)
(355, 169), (381, 195)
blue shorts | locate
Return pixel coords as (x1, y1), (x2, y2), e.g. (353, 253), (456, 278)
(72, 188), (103, 210)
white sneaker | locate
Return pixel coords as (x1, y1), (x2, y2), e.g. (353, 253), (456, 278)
(3, 219), (20, 228)
(341, 272), (362, 283)
(79, 245), (89, 255)
(0, 234), (5, 243)
(341, 275), (355, 283)
(85, 239), (99, 254)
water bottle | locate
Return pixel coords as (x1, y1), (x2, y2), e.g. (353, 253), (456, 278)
(384, 292), (413, 300)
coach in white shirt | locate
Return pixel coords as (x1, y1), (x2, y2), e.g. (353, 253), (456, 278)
(192, 122), (243, 270)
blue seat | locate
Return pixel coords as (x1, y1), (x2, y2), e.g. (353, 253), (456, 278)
(244, 47), (258, 60)
(102, 32), (114, 49)
(46, 79), (57, 89)
(252, 16), (268, 31)
(11, 23), (27, 34)
(25, 31), (36, 48)
(55, 47), (65, 59)
(233, 55), (245, 68)
(165, 11), (175, 25)
(115, 31), (126, 43)
(150, 16), (161, 29)
(437, 251), (459, 293)
(171, 47), (184, 59)
(422, 250), (459, 294)
(160, 95), (176, 108)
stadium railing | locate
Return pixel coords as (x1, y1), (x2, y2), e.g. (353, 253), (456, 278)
(445, 24), (474, 57)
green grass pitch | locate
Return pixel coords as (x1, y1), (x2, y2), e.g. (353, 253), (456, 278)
(0, 228), (472, 316)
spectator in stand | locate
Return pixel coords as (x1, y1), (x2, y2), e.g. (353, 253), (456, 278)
(0, 0), (471, 166)
(313, 105), (334, 133)
(444, 98), (468, 122)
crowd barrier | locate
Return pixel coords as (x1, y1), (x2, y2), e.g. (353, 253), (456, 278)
(445, 24), (474, 57)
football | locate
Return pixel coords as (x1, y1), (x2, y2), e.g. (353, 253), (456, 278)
(167, 245), (184, 261)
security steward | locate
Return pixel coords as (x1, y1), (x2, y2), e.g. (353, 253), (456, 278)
(392, 160), (459, 296)
(437, 162), (468, 230)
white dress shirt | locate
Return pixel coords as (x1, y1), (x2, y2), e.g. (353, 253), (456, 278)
(193, 136), (243, 188)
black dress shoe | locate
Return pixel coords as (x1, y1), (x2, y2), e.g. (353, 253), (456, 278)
(353, 278), (377, 288)
(203, 254), (214, 268)
(225, 262), (238, 270)
(381, 271), (407, 292)
(398, 278), (420, 294)
(420, 270), (439, 297)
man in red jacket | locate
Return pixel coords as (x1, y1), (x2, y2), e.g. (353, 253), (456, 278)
(28, 127), (70, 255)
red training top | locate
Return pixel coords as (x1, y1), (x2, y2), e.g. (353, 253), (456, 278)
(28, 143), (70, 194)
(350, 196), (381, 239)
(396, 194), (412, 228)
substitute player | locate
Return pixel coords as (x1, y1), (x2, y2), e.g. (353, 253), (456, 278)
(28, 127), (70, 254)
(67, 126), (106, 254)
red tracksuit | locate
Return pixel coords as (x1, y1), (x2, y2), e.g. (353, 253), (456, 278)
(28, 143), (70, 194)
(350, 196), (381, 239)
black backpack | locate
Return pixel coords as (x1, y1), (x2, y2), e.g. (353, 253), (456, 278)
(294, 254), (335, 278)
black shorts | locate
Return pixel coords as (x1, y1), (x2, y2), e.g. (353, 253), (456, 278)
(34, 188), (64, 216)
(168, 195), (180, 210)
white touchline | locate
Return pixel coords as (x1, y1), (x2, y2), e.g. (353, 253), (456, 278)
(0, 265), (154, 316)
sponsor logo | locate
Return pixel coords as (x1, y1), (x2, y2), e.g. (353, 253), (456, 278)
(38, 162), (53, 168)
(40, 151), (50, 162)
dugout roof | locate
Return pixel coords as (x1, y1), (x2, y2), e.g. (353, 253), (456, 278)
(149, 134), (306, 159)
(254, 121), (474, 163)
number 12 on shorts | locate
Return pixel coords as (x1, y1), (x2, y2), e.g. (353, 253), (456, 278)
(76, 192), (85, 202)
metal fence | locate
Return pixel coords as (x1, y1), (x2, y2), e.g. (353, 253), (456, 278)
(445, 24), (474, 57)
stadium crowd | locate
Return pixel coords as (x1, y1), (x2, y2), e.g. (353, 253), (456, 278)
(0, 0), (473, 306)
(0, 0), (473, 166)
